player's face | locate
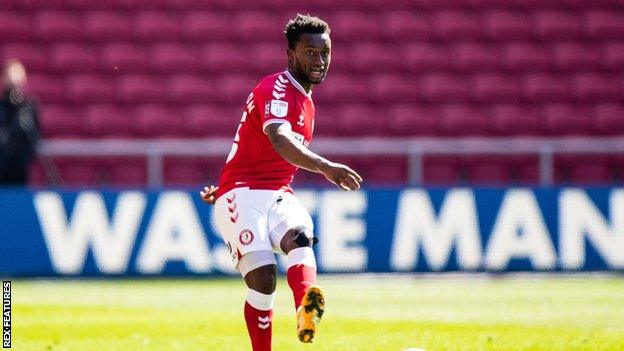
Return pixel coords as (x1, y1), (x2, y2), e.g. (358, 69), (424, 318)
(289, 33), (331, 86)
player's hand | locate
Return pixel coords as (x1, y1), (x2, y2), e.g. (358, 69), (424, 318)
(320, 162), (363, 191)
(200, 185), (219, 205)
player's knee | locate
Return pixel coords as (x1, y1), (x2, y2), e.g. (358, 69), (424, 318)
(281, 226), (317, 253)
(244, 265), (276, 294)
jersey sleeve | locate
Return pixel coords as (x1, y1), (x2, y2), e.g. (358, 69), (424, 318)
(257, 77), (299, 133)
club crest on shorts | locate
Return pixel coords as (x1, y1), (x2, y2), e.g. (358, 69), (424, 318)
(239, 229), (254, 245)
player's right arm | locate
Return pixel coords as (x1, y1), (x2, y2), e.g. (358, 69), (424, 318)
(264, 122), (362, 191)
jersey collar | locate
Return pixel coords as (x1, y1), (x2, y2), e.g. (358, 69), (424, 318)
(284, 70), (312, 98)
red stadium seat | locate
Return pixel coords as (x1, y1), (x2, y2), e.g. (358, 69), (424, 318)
(247, 43), (285, 74)
(570, 162), (613, 184)
(182, 12), (232, 41)
(117, 75), (164, 103)
(83, 105), (135, 137)
(233, 11), (282, 42)
(134, 104), (180, 137)
(83, 11), (132, 41)
(591, 104), (624, 135)
(330, 12), (382, 41)
(483, 10), (533, 41)
(26, 0), (110, 10)
(105, 157), (148, 186)
(316, 74), (370, 103)
(149, 43), (199, 73)
(453, 42), (501, 72)
(39, 105), (85, 138)
(336, 105), (387, 136)
(114, 0), (167, 10)
(28, 160), (47, 186)
(2, 0), (623, 190)
(402, 42), (451, 72)
(503, 42), (551, 72)
(471, 74), (520, 103)
(585, 10), (624, 39)
(426, 154), (539, 185)
(541, 104), (590, 135)
(33, 11), (82, 40)
(184, 104), (238, 136)
(167, 75), (215, 104)
(522, 74), (571, 102)
(101, 43), (149, 73)
(611, 154), (624, 182)
(325, 45), (352, 74)
(420, 74), (470, 103)
(431, 11), (481, 40)
(379, 11), (429, 41)
(423, 155), (463, 184)
(26, 75), (64, 103)
(366, 156), (407, 184)
(466, 155), (511, 184)
(604, 41), (624, 71)
(65, 75), (116, 103)
(369, 74), (419, 103)
(437, 104), (488, 135)
(534, 10), (582, 39)
(163, 156), (224, 185)
(388, 104), (437, 136)
(573, 73), (621, 102)
(313, 106), (342, 136)
(159, 0), (213, 10)
(133, 11), (181, 41)
(214, 74), (258, 104)
(199, 43), (250, 73)
(555, 155), (613, 184)
(0, 12), (29, 40)
(552, 42), (603, 71)
(163, 157), (203, 185)
(49, 43), (98, 73)
(510, 155), (539, 184)
(1, 44), (46, 72)
(489, 104), (541, 136)
(54, 157), (103, 186)
(349, 43), (401, 73)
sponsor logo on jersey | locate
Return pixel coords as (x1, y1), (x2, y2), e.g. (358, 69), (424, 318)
(270, 100), (288, 118)
(239, 229), (254, 245)
(264, 101), (270, 117)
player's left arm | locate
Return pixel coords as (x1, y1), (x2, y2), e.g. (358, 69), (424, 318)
(199, 185), (218, 205)
(265, 122), (362, 191)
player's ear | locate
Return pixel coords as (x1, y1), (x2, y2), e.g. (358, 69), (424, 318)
(287, 48), (294, 66)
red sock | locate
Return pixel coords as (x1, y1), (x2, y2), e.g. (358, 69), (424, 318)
(244, 290), (274, 351)
(286, 247), (317, 310)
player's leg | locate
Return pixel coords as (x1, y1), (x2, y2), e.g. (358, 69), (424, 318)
(279, 227), (325, 343)
(213, 189), (277, 351)
(238, 251), (277, 351)
(268, 192), (324, 343)
(280, 226), (318, 310)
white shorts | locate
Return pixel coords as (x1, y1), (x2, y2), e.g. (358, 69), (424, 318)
(213, 187), (314, 269)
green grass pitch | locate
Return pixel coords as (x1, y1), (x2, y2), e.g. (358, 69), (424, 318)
(12, 275), (624, 351)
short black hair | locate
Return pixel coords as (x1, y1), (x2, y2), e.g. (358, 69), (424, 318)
(284, 14), (330, 50)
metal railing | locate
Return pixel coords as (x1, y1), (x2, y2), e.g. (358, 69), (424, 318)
(39, 137), (624, 186)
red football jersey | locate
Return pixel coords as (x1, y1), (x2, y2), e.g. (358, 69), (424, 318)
(216, 70), (316, 198)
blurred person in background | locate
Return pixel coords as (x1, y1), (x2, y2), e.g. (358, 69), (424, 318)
(0, 60), (41, 185)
